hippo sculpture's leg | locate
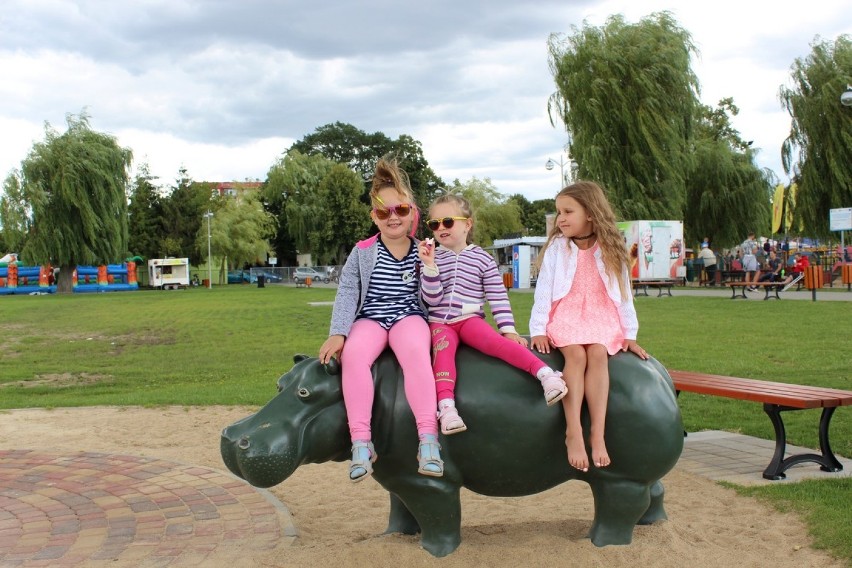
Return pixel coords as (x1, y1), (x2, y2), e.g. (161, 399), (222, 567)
(386, 494), (420, 535)
(638, 480), (667, 525)
(587, 478), (651, 546)
(382, 479), (462, 557)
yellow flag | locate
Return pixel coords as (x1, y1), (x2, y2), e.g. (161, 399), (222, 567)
(786, 183), (797, 231)
(771, 184), (784, 234)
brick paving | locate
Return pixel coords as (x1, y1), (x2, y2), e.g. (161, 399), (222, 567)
(0, 450), (296, 567)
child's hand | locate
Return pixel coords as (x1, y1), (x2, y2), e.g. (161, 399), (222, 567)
(418, 238), (435, 267)
(622, 339), (648, 360)
(530, 335), (551, 354)
(319, 335), (345, 364)
(503, 332), (528, 347)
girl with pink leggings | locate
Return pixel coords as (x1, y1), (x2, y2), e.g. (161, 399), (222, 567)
(418, 194), (567, 435)
(319, 157), (442, 482)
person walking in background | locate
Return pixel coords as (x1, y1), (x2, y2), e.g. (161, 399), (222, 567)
(740, 232), (760, 291)
(697, 242), (717, 286)
(530, 181), (648, 473)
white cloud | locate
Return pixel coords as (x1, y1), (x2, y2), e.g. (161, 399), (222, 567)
(0, 0), (849, 205)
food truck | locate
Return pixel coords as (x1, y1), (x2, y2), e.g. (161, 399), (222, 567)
(147, 258), (190, 289)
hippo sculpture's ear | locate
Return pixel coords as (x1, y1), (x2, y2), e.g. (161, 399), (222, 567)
(324, 357), (341, 376)
(293, 354), (310, 363)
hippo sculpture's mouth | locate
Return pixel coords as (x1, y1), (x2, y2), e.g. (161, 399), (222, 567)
(220, 427), (298, 488)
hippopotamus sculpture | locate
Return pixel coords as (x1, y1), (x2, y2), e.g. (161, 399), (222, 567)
(221, 345), (683, 557)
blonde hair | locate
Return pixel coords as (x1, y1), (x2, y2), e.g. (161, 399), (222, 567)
(538, 181), (630, 298)
(370, 156), (415, 206)
(429, 193), (474, 244)
(369, 156), (419, 236)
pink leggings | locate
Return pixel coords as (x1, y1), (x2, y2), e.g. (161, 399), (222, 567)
(430, 317), (546, 402)
(341, 316), (438, 442)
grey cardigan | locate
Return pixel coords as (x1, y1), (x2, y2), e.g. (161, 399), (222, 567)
(328, 235), (427, 337)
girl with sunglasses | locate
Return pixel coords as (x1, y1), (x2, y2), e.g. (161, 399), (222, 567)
(318, 157), (442, 482)
(417, 194), (567, 436)
(530, 181), (648, 473)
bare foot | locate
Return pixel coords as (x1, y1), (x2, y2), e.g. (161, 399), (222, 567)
(566, 433), (589, 472)
(590, 437), (611, 468)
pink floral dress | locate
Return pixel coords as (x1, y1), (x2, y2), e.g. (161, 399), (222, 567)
(546, 243), (624, 355)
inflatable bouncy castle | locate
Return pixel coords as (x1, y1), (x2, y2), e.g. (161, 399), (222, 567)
(0, 255), (140, 295)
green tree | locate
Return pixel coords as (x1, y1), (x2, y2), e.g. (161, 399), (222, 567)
(200, 191), (272, 284)
(684, 99), (773, 247)
(160, 167), (211, 265)
(507, 194), (553, 236)
(311, 164), (372, 265)
(264, 150), (336, 260)
(1, 171), (30, 254)
(548, 12), (700, 220)
(447, 177), (523, 246)
(780, 35), (852, 237)
(127, 162), (163, 260)
(290, 122), (444, 212)
(21, 112), (132, 293)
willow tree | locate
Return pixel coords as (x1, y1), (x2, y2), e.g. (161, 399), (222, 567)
(548, 12), (700, 220)
(1, 171), (31, 254)
(684, 99), (773, 247)
(780, 35), (852, 237)
(199, 190), (273, 285)
(21, 113), (132, 293)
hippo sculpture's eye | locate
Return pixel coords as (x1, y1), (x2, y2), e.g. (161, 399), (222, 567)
(297, 387), (310, 398)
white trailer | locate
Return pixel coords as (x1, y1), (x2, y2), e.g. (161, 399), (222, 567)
(148, 258), (190, 289)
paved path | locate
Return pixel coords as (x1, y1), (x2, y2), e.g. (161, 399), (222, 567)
(0, 450), (294, 567)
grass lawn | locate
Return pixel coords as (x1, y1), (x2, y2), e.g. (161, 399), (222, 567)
(1, 285), (850, 562)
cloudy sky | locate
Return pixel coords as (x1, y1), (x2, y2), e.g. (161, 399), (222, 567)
(1, 0), (850, 202)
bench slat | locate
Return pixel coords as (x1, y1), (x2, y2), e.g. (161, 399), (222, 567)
(668, 371), (852, 408)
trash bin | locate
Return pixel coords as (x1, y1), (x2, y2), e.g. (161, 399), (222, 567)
(305, 276), (312, 287)
(257, 274), (265, 288)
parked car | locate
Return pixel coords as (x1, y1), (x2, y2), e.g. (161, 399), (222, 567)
(293, 267), (329, 284)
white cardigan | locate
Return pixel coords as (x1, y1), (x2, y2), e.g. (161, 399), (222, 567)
(529, 236), (638, 340)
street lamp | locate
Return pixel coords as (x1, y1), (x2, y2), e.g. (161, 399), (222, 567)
(203, 211), (213, 289)
(841, 84), (852, 107)
(545, 156), (567, 190)
(546, 154), (579, 189)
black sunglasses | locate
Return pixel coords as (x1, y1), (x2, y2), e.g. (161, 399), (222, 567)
(426, 217), (468, 231)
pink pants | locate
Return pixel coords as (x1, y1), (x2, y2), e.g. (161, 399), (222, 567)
(341, 316), (438, 442)
(430, 317), (546, 402)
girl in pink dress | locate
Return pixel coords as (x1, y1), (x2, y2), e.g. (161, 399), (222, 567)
(530, 181), (648, 472)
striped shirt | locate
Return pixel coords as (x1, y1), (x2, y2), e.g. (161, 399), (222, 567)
(357, 238), (425, 330)
(420, 245), (518, 334)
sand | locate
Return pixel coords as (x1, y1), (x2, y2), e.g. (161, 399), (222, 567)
(0, 406), (843, 568)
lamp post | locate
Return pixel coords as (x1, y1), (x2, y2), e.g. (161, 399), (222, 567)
(545, 154), (578, 189)
(841, 84), (852, 107)
(203, 211), (213, 289)
(545, 156), (566, 190)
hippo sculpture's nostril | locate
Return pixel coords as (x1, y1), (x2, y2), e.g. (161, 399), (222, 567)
(238, 437), (251, 450)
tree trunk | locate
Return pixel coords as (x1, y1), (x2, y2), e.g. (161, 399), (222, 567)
(57, 264), (77, 294)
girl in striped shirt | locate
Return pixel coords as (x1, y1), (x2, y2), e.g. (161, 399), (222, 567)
(417, 194), (567, 435)
(318, 158), (442, 482)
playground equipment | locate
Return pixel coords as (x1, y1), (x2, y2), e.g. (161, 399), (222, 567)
(0, 259), (139, 295)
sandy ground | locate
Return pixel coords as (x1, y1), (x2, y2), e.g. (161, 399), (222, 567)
(0, 406), (844, 568)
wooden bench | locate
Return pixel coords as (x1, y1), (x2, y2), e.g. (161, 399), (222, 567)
(632, 279), (676, 297)
(724, 281), (785, 300)
(668, 370), (852, 480)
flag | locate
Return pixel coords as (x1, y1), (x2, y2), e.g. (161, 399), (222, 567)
(771, 184), (784, 234)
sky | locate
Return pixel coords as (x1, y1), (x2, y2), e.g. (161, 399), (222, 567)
(1, 0), (850, 203)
